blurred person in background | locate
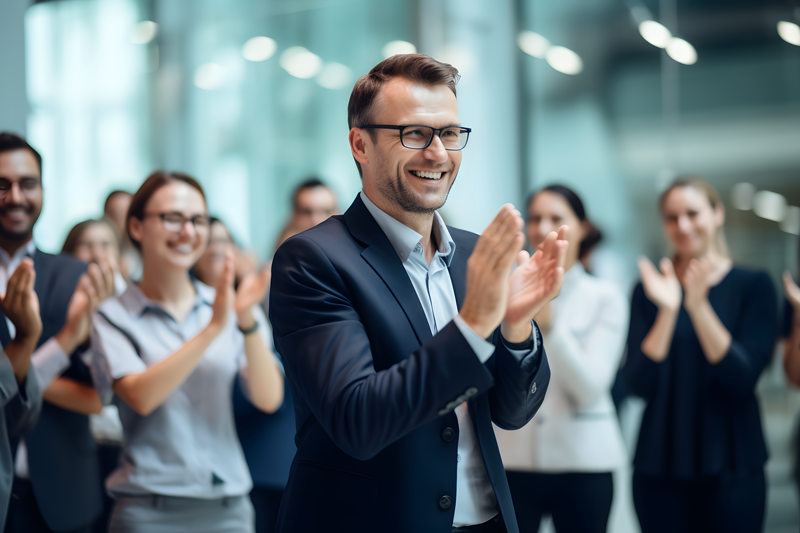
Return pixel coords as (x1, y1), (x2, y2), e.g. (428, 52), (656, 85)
(61, 218), (127, 533)
(192, 217), (296, 533)
(0, 132), (115, 533)
(623, 177), (777, 533)
(0, 258), (44, 527)
(104, 190), (141, 283)
(781, 240), (800, 509)
(495, 185), (628, 533)
(90, 171), (284, 533)
(273, 178), (338, 251)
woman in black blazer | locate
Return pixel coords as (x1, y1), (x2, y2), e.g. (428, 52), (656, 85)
(624, 177), (777, 533)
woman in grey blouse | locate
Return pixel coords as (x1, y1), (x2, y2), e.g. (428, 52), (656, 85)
(90, 171), (284, 533)
(495, 185), (628, 533)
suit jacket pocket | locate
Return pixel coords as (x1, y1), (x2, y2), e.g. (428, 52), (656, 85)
(292, 461), (380, 505)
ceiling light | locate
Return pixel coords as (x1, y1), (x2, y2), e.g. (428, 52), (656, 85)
(279, 47), (323, 79)
(517, 31), (550, 58)
(666, 37), (697, 65)
(730, 183), (756, 211)
(382, 40), (417, 59)
(545, 46), (583, 75)
(131, 21), (158, 44)
(781, 205), (800, 235)
(778, 21), (800, 46)
(638, 20), (672, 48)
(242, 36), (277, 62)
(753, 190), (787, 222)
(316, 63), (352, 90)
(194, 63), (224, 90)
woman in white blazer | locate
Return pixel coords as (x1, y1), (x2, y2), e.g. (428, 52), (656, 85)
(495, 185), (629, 533)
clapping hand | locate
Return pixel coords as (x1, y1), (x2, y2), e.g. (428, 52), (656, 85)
(235, 262), (271, 329)
(502, 227), (569, 342)
(56, 257), (116, 354)
(210, 250), (236, 332)
(1, 258), (42, 346)
(638, 257), (682, 312)
(682, 257), (716, 313)
(784, 271), (800, 311)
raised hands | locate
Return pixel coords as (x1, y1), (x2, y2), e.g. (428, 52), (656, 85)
(55, 257), (116, 354)
(1, 258), (43, 382)
(638, 257), (682, 312)
(235, 262), (271, 328)
(682, 257), (716, 313)
(459, 204), (568, 342)
(503, 227), (569, 342)
(210, 250), (236, 332)
(784, 271), (800, 311)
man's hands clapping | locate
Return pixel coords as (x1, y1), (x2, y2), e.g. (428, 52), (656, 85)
(459, 204), (569, 343)
(1, 258), (43, 382)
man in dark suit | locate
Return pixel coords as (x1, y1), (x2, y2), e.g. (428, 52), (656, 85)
(1, 257), (44, 526)
(269, 55), (568, 533)
(0, 133), (115, 533)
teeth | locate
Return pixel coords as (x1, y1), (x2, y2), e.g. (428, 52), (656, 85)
(174, 244), (193, 253)
(411, 170), (443, 180)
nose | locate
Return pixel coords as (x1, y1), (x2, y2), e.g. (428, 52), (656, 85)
(421, 134), (448, 162)
(677, 215), (692, 234)
(178, 220), (197, 241)
(7, 182), (24, 204)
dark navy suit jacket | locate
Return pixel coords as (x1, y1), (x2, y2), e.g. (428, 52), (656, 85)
(3, 250), (102, 531)
(269, 196), (550, 533)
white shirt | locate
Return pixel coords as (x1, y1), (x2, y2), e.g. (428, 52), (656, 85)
(495, 263), (629, 471)
(0, 241), (72, 478)
(361, 192), (537, 526)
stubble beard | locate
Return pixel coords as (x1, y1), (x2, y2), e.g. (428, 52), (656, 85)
(375, 161), (456, 215)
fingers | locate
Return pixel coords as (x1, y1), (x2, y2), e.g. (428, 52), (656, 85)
(659, 257), (676, 279)
(637, 256), (658, 283)
(516, 250), (531, 269)
(95, 257), (116, 299)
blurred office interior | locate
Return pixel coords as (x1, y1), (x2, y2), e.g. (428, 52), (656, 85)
(0, 0), (798, 531)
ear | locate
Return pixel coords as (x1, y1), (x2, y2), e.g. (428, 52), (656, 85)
(128, 216), (143, 246)
(349, 128), (370, 169)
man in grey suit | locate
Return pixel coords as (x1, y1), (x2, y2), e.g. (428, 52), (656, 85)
(0, 256), (43, 525)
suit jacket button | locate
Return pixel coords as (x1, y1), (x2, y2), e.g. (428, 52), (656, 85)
(530, 382), (537, 394)
(441, 427), (455, 442)
(439, 495), (453, 510)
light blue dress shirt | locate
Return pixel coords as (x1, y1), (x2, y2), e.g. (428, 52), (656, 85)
(359, 191), (538, 527)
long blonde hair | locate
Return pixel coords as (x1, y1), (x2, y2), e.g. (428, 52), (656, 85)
(659, 176), (730, 258)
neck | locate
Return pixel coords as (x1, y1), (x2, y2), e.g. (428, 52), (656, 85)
(137, 261), (195, 305)
(363, 189), (437, 261)
(674, 248), (729, 277)
(0, 235), (32, 258)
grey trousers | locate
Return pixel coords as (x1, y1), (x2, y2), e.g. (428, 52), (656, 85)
(107, 494), (255, 533)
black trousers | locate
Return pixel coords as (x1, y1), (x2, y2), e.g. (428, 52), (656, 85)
(505, 471), (613, 533)
(5, 478), (92, 533)
(632, 471), (766, 533)
(249, 487), (284, 533)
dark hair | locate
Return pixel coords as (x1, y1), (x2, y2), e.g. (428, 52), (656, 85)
(0, 132), (43, 179)
(127, 171), (206, 250)
(347, 54), (460, 177)
(62, 218), (121, 256)
(658, 176), (730, 258)
(528, 184), (602, 260)
(104, 190), (132, 213)
(292, 178), (330, 208)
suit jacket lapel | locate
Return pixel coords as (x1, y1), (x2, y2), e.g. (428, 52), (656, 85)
(447, 237), (469, 310)
(344, 196), (433, 346)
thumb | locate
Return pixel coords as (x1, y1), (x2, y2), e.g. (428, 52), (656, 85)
(659, 257), (676, 279)
(516, 250), (530, 269)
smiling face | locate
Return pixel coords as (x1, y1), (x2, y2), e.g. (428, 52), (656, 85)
(128, 182), (209, 272)
(661, 185), (724, 260)
(526, 191), (584, 270)
(0, 149), (43, 245)
(72, 222), (120, 265)
(352, 78), (462, 219)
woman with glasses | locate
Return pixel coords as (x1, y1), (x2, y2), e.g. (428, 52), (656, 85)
(495, 185), (628, 533)
(89, 171), (284, 533)
(624, 177), (777, 533)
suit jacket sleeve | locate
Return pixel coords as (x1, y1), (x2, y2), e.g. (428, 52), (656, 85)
(270, 236), (498, 461)
(1, 352), (42, 439)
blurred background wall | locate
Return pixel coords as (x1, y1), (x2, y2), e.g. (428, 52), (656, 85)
(1, 0), (799, 531)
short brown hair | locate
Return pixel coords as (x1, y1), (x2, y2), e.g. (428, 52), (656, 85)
(347, 54), (460, 177)
(127, 171), (206, 250)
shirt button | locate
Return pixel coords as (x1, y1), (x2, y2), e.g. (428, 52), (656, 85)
(439, 495), (453, 510)
(441, 427), (456, 442)
(457, 454), (461, 462)
(531, 382), (537, 394)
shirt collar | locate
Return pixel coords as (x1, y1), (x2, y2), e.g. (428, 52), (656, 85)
(119, 276), (214, 318)
(0, 239), (36, 268)
(359, 191), (456, 266)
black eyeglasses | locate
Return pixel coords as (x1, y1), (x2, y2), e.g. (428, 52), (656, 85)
(359, 124), (471, 151)
(144, 212), (211, 233)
